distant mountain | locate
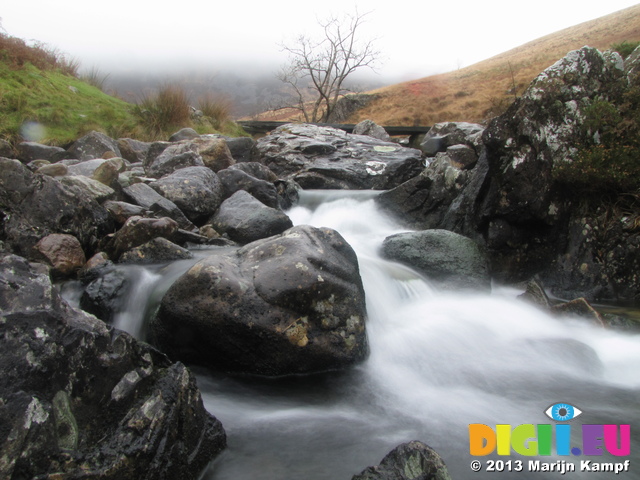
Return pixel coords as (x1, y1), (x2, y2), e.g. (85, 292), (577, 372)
(255, 4), (640, 126)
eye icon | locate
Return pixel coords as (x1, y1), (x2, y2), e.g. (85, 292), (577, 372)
(545, 403), (582, 422)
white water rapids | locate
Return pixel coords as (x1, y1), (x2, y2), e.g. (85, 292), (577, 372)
(69, 190), (640, 479)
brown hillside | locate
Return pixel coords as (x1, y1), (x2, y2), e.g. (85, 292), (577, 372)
(351, 4), (640, 126)
(256, 4), (640, 126)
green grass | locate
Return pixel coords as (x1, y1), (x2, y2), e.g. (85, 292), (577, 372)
(0, 62), (140, 145)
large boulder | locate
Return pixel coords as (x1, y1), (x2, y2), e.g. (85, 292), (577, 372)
(144, 138), (234, 178)
(252, 124), (423, 189)
(211, 190), (293, 244)
(0, 158), (113, 257)
(217, 167), (279, 208)
(143, 143), (206, 178)
(103, 215), (179, 260)
(150, 224), (368, 376)
(123, 182), (196, 231)
(150, 166), (224, 224)
(67, 131), (122, 161)
(0, 254), (226, 479)
(478, 47), (627, 285)
(352, 441), (451, 480)
(377, 154), (471, 230)
(381, 230), (490, 291)
(17, 142), (71, 163)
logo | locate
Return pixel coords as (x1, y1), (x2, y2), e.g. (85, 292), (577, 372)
(469, 403), (630, 457)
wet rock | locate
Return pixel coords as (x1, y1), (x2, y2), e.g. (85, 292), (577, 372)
(150, 224), (368, 376)
(33, 233), (86, 277)
(382, 229), (490, 291)
(35, 162), (68, 177)
(445, 144), (477, 169)
(17, 142), (71, 163)
(228, 161), (278, 182)
(551, 297), (605, 327)
(123, 182), (196, 231)
(377, 154), (470, 230)
(0, 158), (113, 257)
(119, 237), (193, 264)
(352, 441), (452, 480)
(169, 127), (200, 142)
(59, 175), (116, 203)
(67, 131), (122, 161)
(0, 254), (226, 479)
(224, 136), (255, 162)
(143, 143), (205, 178)
(79, 261), (129, 322)
(211, 190), (293, 244)
(117, 137), (152, 163)
(103, 200), (148, 224)
(104, 215), (179, 260)
(217, 167), (279, 208)
(518, 279), (552, 309)
(353, 119), (391, 142)
(478, 47), (626, 284)
(150, 166), (224, 224)
(419, 122), (484, 156)
(253, 123), (423, 189)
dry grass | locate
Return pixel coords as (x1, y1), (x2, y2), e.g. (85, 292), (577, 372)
(0, 32), (79, 76)
(198, 94), (232, 129)
(134, 84), (192, 137)
(255, 4), (640, 126)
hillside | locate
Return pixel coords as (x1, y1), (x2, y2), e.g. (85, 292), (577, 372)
(256, 4), (640, 126)
(354, 4), (640, 126)
(0, 61), (140, 146)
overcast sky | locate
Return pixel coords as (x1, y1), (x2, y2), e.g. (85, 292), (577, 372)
(2, 1), (639, 82)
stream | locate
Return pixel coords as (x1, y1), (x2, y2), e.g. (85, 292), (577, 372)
(65, 190), (640, 479)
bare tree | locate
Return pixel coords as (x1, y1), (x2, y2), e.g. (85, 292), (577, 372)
(277, 9), (381, 123)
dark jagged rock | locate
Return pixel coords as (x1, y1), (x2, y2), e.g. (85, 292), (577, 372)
(0, 158), (113, 258)
(0, 254), (226, 480)
(353, 119), (391, 142)
(103, 200), (148, 224)
(150, 224), (368, 376)
(150, 166), (224, 224)
(117, 138), (152, 164)
(17, 142), (72, 163)
(217, 167), (279, 208)
(377, 154), (471, 230)
(252, 123), (423, 190)
(143, 143), (205, 178)
(382, 229), (490, 291)
(123, 182), (196, 231)
(228, 161), (278, 182)
(80, 261), (130, 322)
(103, 216), (179, 260)
(67, 131), (122, 161)
(419, 122), (484, 157)
(211, 190), (293, 244)
(352, 441), (452, 480)
(119, 237), (193, 264)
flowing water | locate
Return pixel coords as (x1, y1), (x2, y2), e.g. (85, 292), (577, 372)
(67, 190), (640, 479)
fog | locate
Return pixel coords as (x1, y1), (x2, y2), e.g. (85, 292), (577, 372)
(3, 0), (639, 116)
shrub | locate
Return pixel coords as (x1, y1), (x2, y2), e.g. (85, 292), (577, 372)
(610, 40), (640, 58)
(198, 94), (232, 129)
(81, 66), (110, 91)
(134, 84), (192, 137)
(553, 83), (640, 196)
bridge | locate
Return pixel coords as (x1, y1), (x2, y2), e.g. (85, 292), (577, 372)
(237, 121), (431, 142)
